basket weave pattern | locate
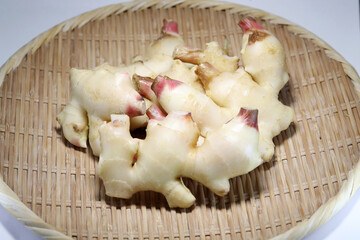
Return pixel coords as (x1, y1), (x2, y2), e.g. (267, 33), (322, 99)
(0, 1), (359, 239)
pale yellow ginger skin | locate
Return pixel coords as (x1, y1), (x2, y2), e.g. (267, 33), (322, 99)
(57, 66), (145, 156)
(100, 60), (153, 79)
(57, 22), (185, 154)
(154, 74), (292, 160)
(200, 67), (294, 161)
(59, 18), (294, 208)
(56, 101), (88, 148)
(185, 112), (262, 195)
(202, 42), (239, 72)
(174, 41), (239, 73)
(128, 31), (185, 78)
(103, 30), (186, 131)
(104, 30), (185, 79)
(241, 29), (289, 95)
(99, 113), (198, 208)
(99, 111), (261, 208)
(156, 66), (292, 162)
(154, 17), (293, 161)
(154, 79), (231, 135)
(162, 60), (204, 93)
(130, 59), (203, 130)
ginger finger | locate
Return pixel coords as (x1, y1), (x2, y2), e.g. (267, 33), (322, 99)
(146, 19), (185, 59)
(99, 112), (198, 208)
(135, 60), (204, 105)
(184, 108), (262, 195)
(56, 101), (88, 148)
(57, 67), (146, 156)
(239, 17), (289, 95)
(151, 75), (229, 135)
(57, 19), (183, 152)
(98, 108), (263, 207)
(99, 19), (186, 80)
(196, 62), (294, 161)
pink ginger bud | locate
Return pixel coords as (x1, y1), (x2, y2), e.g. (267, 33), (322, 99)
(138, 79), (155, 100)
(238, 17), (264, 32)
(146, 104), (166, 120)
(126, 104), (145, 118)
(237, 107), (258, 130)
(125, 94), (146, 118)
(151, 75), (183, 98)
(133, 74), (157, 102)
(162, 19), (179, 35)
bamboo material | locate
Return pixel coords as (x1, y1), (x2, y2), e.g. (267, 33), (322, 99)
(0, 1), (359, 239)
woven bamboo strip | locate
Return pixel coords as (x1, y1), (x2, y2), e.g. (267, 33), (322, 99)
(0, 0), (359, 239)
(0, 176), (70, 239)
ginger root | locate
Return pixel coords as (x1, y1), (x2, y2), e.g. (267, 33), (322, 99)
(99, 108), (261, 208)
(152, 17), (294, 160)
(196, 63), (294, 161)
(57, 19), (185, 155)
(239, 17), (289, 95)
(56, 66), (145, 156)
(58, 17), (294, 208)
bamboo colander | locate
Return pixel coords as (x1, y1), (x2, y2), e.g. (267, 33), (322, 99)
(0, 1), (360, 239)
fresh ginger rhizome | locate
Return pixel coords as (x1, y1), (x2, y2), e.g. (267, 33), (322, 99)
(57, 18), (294, 208)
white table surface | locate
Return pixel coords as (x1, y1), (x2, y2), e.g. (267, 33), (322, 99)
(0, 0), (359, 239)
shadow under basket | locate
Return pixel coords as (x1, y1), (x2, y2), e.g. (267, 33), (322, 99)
(0, 1), (360, 239)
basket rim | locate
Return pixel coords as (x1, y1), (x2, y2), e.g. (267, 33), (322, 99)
(0, 0), (359, 239)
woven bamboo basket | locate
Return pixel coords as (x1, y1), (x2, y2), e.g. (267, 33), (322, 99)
(1, 0), (359, 239)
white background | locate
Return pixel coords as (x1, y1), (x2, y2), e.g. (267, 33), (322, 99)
(0, 0), (359, 239)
